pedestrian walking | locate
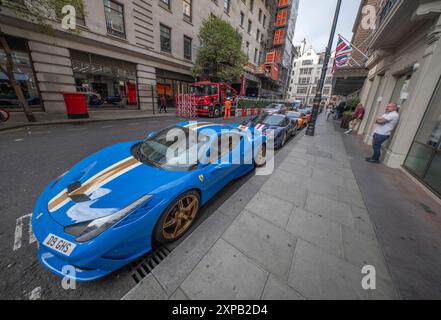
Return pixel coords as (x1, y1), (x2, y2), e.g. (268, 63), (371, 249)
(224, 98), (232, 119)
(335, 101), (346, 120)
(366, 103), (400, 164)
(159, 95), (168, 113)
(345, 103), (365, 134)
(326, 104), (334, 120)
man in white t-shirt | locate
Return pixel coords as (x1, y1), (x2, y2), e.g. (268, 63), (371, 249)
(366, 103), (400, 164)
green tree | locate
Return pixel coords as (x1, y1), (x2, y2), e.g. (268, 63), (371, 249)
(193, 15), (247, 82)
(0, 0), (85, 122)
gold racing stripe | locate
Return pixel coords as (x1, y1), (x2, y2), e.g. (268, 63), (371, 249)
(48, 157), (141, 212)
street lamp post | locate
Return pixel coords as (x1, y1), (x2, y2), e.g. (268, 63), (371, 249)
(306, 0), (342, 136)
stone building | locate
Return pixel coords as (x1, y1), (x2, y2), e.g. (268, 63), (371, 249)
(0, 0), (283, 114)
(287, 45), (334, 105)
(354, 0), (441, 199)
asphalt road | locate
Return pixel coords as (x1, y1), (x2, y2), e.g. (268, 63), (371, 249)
(0, 115), (267, 300)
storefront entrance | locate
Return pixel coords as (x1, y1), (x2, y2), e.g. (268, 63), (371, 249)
(71, 50), (138, 109)
(404, 76), (441, 197)
(0, 36), (42, 111)
(156, 69), (194, 109)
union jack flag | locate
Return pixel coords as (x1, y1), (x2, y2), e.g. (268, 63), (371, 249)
(332, 35), (353, 73)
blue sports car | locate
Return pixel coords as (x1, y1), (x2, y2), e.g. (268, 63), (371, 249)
(32, 122), (267, 281)
(240, 113), (297, 149)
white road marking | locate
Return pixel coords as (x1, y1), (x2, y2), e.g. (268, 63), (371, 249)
(128, 122), (140, 126)
(15, 138), (24, 142)
(102, 125), (115, 129)
(67, 127), (86, 131)
(13, 213), (35, 251)
(29, 287), (41, 300)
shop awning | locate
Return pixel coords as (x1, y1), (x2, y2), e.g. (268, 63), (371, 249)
(332, 66), (368, 96)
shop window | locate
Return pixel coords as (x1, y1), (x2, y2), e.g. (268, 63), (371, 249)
(391, 72), (413, 110)
(404, 76), (441, 196)
(71, 50), (138, 109)
(104, 0), (126, 38)
(0, 36), (41, 110)
(160, 24), (172, 53)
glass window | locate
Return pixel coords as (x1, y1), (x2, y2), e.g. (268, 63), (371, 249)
(224, 0), (230, 14)
(160, 24), (172, 53)
(184, 36), (192, 60)
(258, 8), (262, 22)
(71, 51), (138, 109)
(249, 0), (254, 12)
(104, 0), (125, 38)
(159, 0), (170, 9)
(247, 19), (252, 34)
(240, 12), (244, 27)
(263, 15), (266, 28)
(404, 76), (441, 196)
(0, 38), (41, 110)
(183, 0), (192, 22)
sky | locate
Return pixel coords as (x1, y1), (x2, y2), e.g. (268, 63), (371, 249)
(292, 0), (362, 52)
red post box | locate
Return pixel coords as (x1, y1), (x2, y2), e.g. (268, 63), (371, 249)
(62, 93), (89, 119)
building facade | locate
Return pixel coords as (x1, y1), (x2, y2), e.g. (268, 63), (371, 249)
(0, 0), (287, 114)
(256, 0), (300, 98)
(332, 0), (381, 98)
(287, 46), (334, 105)
(355, 0), (441, 198)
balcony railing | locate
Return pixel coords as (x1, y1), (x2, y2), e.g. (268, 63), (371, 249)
(377, 0), (400, 29)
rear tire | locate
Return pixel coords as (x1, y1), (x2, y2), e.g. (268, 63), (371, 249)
(281, 132), (287, 148)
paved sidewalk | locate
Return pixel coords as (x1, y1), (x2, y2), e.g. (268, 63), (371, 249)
(0, 109), (174, 132)
(123, 115), (403, 300)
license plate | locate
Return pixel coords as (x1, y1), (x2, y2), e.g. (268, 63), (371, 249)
(43, 233), (76, 256)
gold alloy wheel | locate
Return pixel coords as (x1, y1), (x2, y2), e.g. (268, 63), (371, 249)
(162, 195), (199, 240)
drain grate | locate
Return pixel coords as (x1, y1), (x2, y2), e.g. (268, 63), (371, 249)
(127, 246), (172, 283)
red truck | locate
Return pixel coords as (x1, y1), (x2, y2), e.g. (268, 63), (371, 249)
(190, 81), (238, 118)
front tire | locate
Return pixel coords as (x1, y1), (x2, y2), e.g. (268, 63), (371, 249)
(153, 191), (200, 245)
(255, 144), (267, 168)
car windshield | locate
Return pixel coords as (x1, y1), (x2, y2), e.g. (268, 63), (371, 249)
(137, 126), (211, 171)
(254, 114), (285, 126)
(287, 112), (301, 118)
(190, 85), (218, 96)
(265, 104), (282, 110)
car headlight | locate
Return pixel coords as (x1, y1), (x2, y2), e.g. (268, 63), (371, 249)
(64, 195), (152, 243)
